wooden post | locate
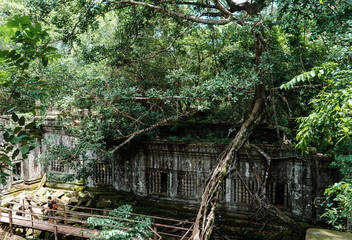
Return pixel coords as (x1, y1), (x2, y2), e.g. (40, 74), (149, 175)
(31, 210), (33, 228)
(9, 204), (13, 236)
(153, 219), (157, 240)
(64, 206), (68, 225)
(21, 198), (25, 217)
(54, 219), (58, 240)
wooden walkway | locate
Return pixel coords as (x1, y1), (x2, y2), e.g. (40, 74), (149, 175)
(0, 212), (98, 238)
(0, 195), (194, 239)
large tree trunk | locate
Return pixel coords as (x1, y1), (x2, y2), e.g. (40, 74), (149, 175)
(190, 94), (306, 239)
(190, 26), (305, 239)
(190, 22), (268, 240)
(190, 94), (265, 240)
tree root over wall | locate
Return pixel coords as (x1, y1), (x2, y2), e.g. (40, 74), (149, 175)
(190, 96), (305, 240)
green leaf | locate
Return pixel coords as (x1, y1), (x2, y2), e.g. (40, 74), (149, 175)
(19, 116), (25, 126)
(1, 179), (7, 186)
(12, 149), (19, 159)
(44, 46), (57, 53)
(21, 145), (29, 155)
(11, 136), (24, 144)
(3, 132), (10, 142)
(13, 92), (21, 99)
(50, 54), (62, 59)
(17, 131), (27, 137)
(11, 113), (19, 122)
(0, 153), (10, 162)
(14, 127), (22, 134)
(34, 22), (41, 32)
(6, 16), (31, 29)
(25, 122), (36, 129)
(42, 56), (48, 67)
(29, 146), (36, 151)
(5, 146), (14, 153)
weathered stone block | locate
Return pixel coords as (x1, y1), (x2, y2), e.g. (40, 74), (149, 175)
(61, 195), (70, 203)
(35, 187), (47, 197)
(73, 185), (86, 192)
(52, 190), (65, 199)
(68, 197), (79, 205)
(97, 199), (111, 208)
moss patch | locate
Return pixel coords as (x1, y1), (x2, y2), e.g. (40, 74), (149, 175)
(306, 228), (352, 240)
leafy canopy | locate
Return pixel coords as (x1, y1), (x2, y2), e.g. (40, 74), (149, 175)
(0, 15), (59, 185)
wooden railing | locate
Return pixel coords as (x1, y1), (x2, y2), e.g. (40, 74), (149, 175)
(0, 202), (96, 239)
(0, 195), (194, 239)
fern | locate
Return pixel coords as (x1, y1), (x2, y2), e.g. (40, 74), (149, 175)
(86, 204), (153, 240)
(280, 62), (337, 90)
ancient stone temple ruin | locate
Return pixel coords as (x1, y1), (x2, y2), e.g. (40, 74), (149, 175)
(0, 115), (338, 221)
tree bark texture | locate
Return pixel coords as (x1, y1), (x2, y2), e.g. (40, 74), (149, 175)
(190, 95), (265, 240)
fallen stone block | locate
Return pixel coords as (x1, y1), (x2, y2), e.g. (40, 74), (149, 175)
(52, 190), (65, 199)
(35, 188), (47, 197)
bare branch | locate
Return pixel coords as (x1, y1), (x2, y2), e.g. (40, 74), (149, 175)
(274, 93), (292, 117)
(110, 109), (195, 153)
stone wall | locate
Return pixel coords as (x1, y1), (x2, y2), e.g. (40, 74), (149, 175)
(0, 117), (42, 191)
(0, 117), (339, 220)
(113, 142), (337, 220)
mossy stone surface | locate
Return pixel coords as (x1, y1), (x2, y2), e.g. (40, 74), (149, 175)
(73, 185), (86, 192)
(306, 228), (352, 240)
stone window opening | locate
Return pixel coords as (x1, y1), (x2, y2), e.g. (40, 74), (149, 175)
(147, 169), (169, 195)
(94, 160), (113, 185)
(268, 182), (288, 208)
(50, 157), (65, 172)
(233, 178), (257, 204)
(160, 172), (168, 194)
(218, 181), (226, 202)
(177, 171), (197, 198)
(12, 160), (23, 184)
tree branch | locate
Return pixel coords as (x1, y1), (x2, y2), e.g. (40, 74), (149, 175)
(108, 0), (235, 25)
(80, 92), (143, 124)
(250, 144), (271, 194)
(213, 0), (234, 17)
(110, 109), (195, 153)
(130, 27), (188, 62)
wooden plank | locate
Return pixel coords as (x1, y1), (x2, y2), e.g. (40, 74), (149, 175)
(0, 213), (98, 238)
(0, 194), (191, 239)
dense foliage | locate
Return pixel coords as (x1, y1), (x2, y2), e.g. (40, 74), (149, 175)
(321, 182), (352, 230)
(85, 204), (153, 240)
(288, 66), (352, 229)
(280, 17), (352, 230)
(0, 15), (58, 185)
(2, 0), (352, 234)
